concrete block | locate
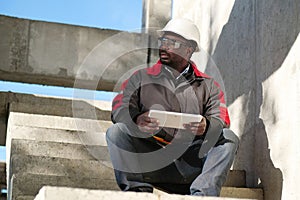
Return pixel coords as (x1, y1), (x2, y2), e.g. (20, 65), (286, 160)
(10, 173), (119, 200)
(160, 193), (253, 200)
(0, 117), (6, 146)
(155, 188), (259, 200)
(6, 112), (111, 161)
(9, 100), (111, 120)
(223, 170), (246, 187)
(10, 139), (109, 161)
(7, 112), (112, 132)
(220, 187), (263, 200)
(16, 196), (35, 200)
(6, 113), (112, 180)
(10, 154), (114, 179)
(34, 187), (157, 200)
(9, 139), (246, 185)
(0, 162), (5, 186)
(7, 125), (107, 146)
(0, 91), (112, 145)
(34, 186), (256, 200)
(0, 15), (29, 73)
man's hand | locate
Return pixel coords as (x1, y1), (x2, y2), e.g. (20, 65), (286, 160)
(183, 117), (207, 135)
(136, 111), (159, 133)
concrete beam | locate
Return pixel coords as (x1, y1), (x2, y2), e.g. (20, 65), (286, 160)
(0, 15), (148, 91)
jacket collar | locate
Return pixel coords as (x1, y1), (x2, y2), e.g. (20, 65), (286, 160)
(147, 60), (211, 79)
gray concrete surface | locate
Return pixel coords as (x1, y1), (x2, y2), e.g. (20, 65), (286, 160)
(7, 112), (112, 132)
(0, 92), (112, 145)
(172, 1), (300, 199)
(10, 173), (118, 200)
(0, 15), (149, 91)
(6, 112), (111, 164)
(11, 139), (109, 161)
(34, 186), (258, 200)
(10, 154), (113, 179)
(9, 138), (246, 187)
(0, 162), (5, 195)
(7, 125), (106, 146)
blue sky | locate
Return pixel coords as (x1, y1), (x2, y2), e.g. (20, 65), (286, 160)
(0, 0), (143, 161)
(0, 0), (143, 30)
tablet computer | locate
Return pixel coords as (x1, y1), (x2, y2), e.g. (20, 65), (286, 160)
(148, 110), (203, 129)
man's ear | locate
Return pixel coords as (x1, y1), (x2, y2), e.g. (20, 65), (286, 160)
(186, 46), (195, 58)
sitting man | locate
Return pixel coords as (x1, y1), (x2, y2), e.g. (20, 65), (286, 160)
(106, 18), (239, 196)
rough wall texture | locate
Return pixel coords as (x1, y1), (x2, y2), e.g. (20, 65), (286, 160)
(172, 0), (300, 200)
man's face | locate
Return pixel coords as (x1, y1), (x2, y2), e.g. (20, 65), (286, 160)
(158, 32), (192, 70)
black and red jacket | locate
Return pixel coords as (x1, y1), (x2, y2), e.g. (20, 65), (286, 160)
(111, 60), (230, 144)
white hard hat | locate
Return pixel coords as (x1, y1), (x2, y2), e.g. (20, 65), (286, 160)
(157, 18), (200, 52)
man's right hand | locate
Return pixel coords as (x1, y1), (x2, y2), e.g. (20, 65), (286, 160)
(136, 111), (160, 133)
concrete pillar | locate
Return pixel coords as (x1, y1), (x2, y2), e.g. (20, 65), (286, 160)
(142, 0), (172, 30)
(142, 0), (172, 65)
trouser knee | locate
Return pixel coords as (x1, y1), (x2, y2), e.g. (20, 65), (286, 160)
(106, 123), (120, 144)
(222, 128), (239, 153)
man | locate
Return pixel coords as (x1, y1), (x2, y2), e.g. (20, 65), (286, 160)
(106, 18), (239, 196)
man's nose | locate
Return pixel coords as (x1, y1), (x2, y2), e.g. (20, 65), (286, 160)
(159, 43), (169, 50)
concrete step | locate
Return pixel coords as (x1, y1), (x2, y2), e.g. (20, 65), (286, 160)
(10, 154), (114, 179)
(220, 187), (263, 200)
(15, 196), (35, 200)
(9, 173), (119, 200)
(6, 113), (111, 183)
(154, 187), (263, 200)
(6, 112), (111, 162)
(10, 139), (246, 187)
(8, 154), (117, 199)
(9, 98), (112, 120)
(8, 154), (253, 199)
(17, 186), (261, 200)
(7, 125), (107, 146)
(0, 91), (112, 145)
(33, 186), (259, 200)
(10, 138), (109, 161)
(7, 112), (112, 132)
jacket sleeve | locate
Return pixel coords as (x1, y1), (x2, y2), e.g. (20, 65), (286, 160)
(197, 79), (231, 156)
(204, 78), (230, 129)
(111, 71), (142, 127)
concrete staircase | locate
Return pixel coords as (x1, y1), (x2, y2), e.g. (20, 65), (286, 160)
(6, 112), (264, 200)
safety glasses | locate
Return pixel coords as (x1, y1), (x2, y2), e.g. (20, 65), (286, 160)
(158, 37), (189, 49)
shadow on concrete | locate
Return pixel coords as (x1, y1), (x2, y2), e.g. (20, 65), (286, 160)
(255, 118), (283, 200)
(208, 0), (299, 199)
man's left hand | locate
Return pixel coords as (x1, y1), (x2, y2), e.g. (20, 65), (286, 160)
(183, 117), (207, 135)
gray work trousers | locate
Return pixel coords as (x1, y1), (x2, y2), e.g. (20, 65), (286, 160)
(106, 123), (239, 196)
